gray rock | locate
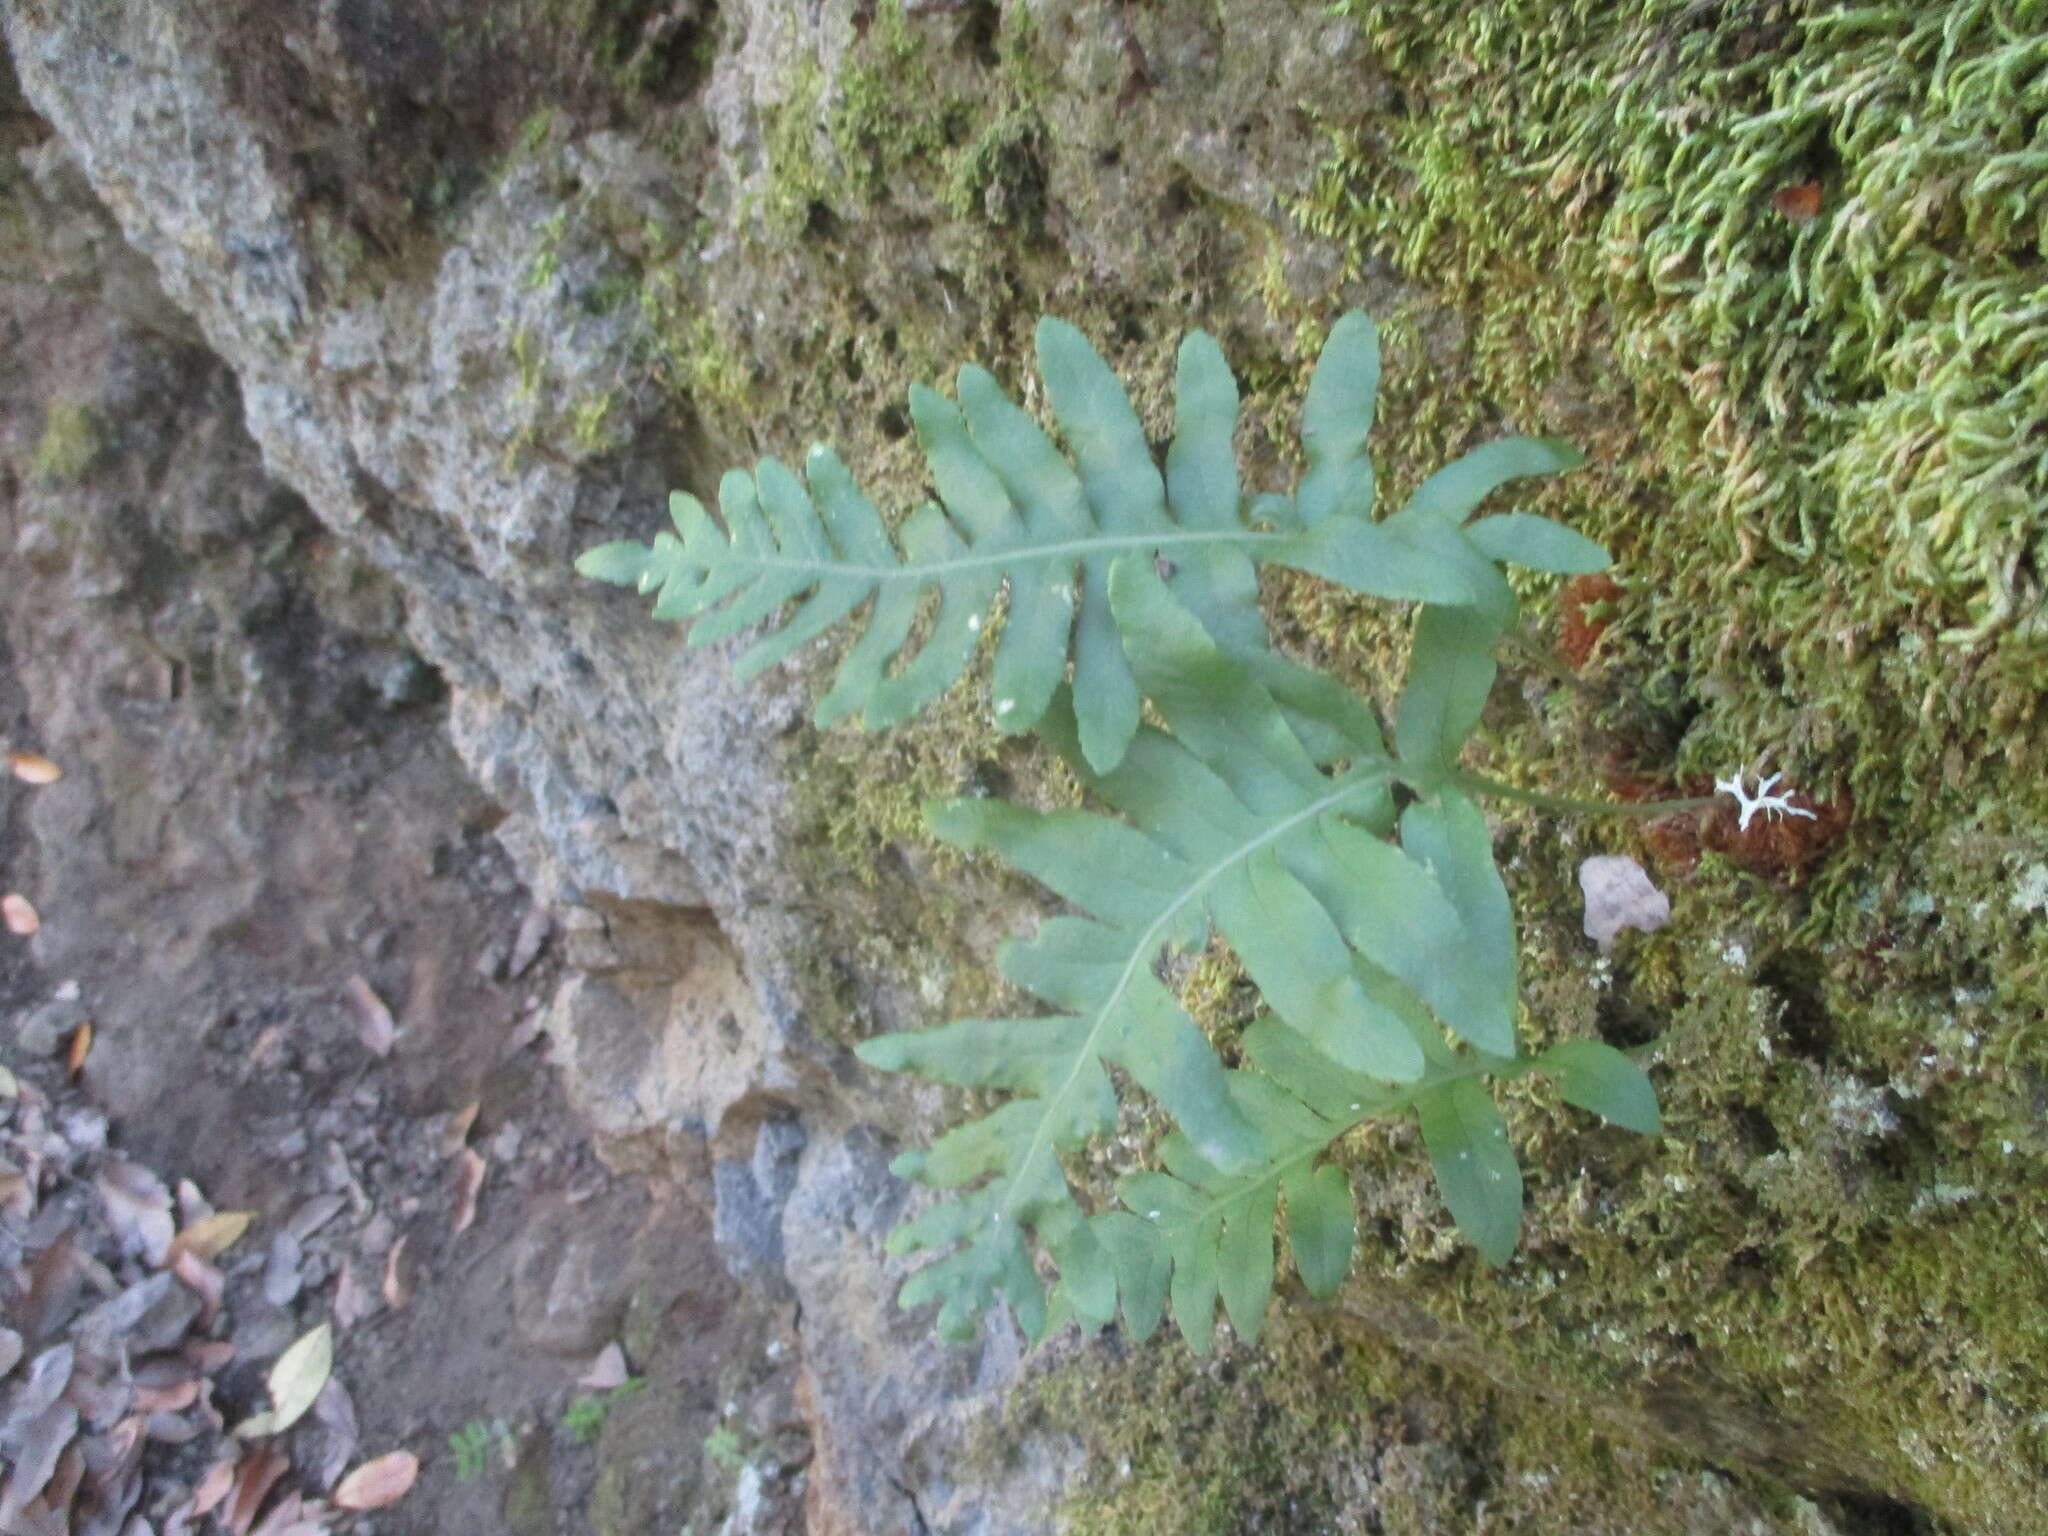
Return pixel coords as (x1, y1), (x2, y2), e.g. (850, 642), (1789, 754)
(712, 1116), (806, 1286)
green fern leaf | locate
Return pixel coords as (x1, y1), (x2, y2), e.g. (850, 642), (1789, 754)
(857, 559), (1541, 1340)
(1541, 1039), (1662, 1135)
(577, 315), (1591, 772)
(1113, 1071), (1358, 1353)
(1416, 1075), (1524, 1267)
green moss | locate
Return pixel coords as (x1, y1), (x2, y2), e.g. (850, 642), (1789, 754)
(31, 399), (98, 484)
(1298, 0), (2048, 824)
(1019, 1307), (1823, 1535)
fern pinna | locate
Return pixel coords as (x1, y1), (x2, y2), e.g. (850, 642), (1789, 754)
(579, 313), (1662, 1351)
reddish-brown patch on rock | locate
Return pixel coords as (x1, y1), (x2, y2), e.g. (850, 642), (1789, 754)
(1557, 572), (1625, 668)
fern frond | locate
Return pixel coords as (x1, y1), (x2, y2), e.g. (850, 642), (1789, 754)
(856, 558), (1564, 1341)
(578, 314), (1599, 772)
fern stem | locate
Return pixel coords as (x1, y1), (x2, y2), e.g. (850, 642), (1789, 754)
(1450, 769), (1717, 820)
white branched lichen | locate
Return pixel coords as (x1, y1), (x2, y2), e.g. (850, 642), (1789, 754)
(1715, 767), (1818, 832)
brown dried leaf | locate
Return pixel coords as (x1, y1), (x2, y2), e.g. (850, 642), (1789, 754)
(330, 1451), (419, 1512)
(6, 751), (63, 785)
(379, 1235), (412, 1310)
(451, 1150), (486, 1236)
(343, 975), (397, 1058)
(166, 1210), (254, 1266)
(439, 1101), (480, 1159)
(3, 893), (41, 935)
(184, 1339), (236, 1375)
(134, 1379), (201, 1414)
(94, 1413), (149, 1489)
(331, 1260), (373, 1334)
(249, 1491), (334, 1536)
(170, 1250), (225, 1325)
(223, 1447), (289, 1536)
(21, 1242), (83, 1342)
(66, 1023), (92, 1078)
(190, 1457), (237, 1517)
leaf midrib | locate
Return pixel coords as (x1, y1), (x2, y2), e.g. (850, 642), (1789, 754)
(701, 526), (1293, 585)
(997, 759), (1400, 1222)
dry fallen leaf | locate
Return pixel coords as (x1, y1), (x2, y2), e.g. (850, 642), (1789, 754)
(0, 1164), (30, 1222)
(98, 1159), (177, 1266)
(249, 1490), (335, 1536)
(1772, 180), (1823, 222)
(343, 975), (397, 1058)
(171, 1249), (227, 1324)
(4, 892), (41, 935)
(451, 1149), (487, 1235)
(0, 1402), (80, 1525)
(168, 1209), (254, 1265)
(67, 1022), (93, 1078)
(311, 1379), (359, 1491)
(380, 1234), (413, 1310)
(579, 1342), (629, 1392)
(190, 1456), (238, 1517)
(286, 1193), (346, 1243)
(331, 1451), (419, 1512)
(263, 1232), (304, 1308)
(440, 1101), (480, 1159)
(331, 1259), (373, 1333)
(233, 1324), (332, 1438)
(185, 1338), (236, 1375)
(6, 750), (63, 785)
(135, 1378), (203, 1414)
(224, 1446), (290, 1536)
(1578, 854), (1673, 953)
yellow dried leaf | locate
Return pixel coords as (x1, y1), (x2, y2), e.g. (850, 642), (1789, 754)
(3, 893), (39, 935)
(168, 1209), (255, 1265)
(331, 1450), (419, 1511)
(6, 750), (62, 785)
(67, 1022), (93, 1077)
(235, 1323), (332, 1438)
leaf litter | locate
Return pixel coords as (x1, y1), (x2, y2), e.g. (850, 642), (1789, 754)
(0, 1062), (432, 1536)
